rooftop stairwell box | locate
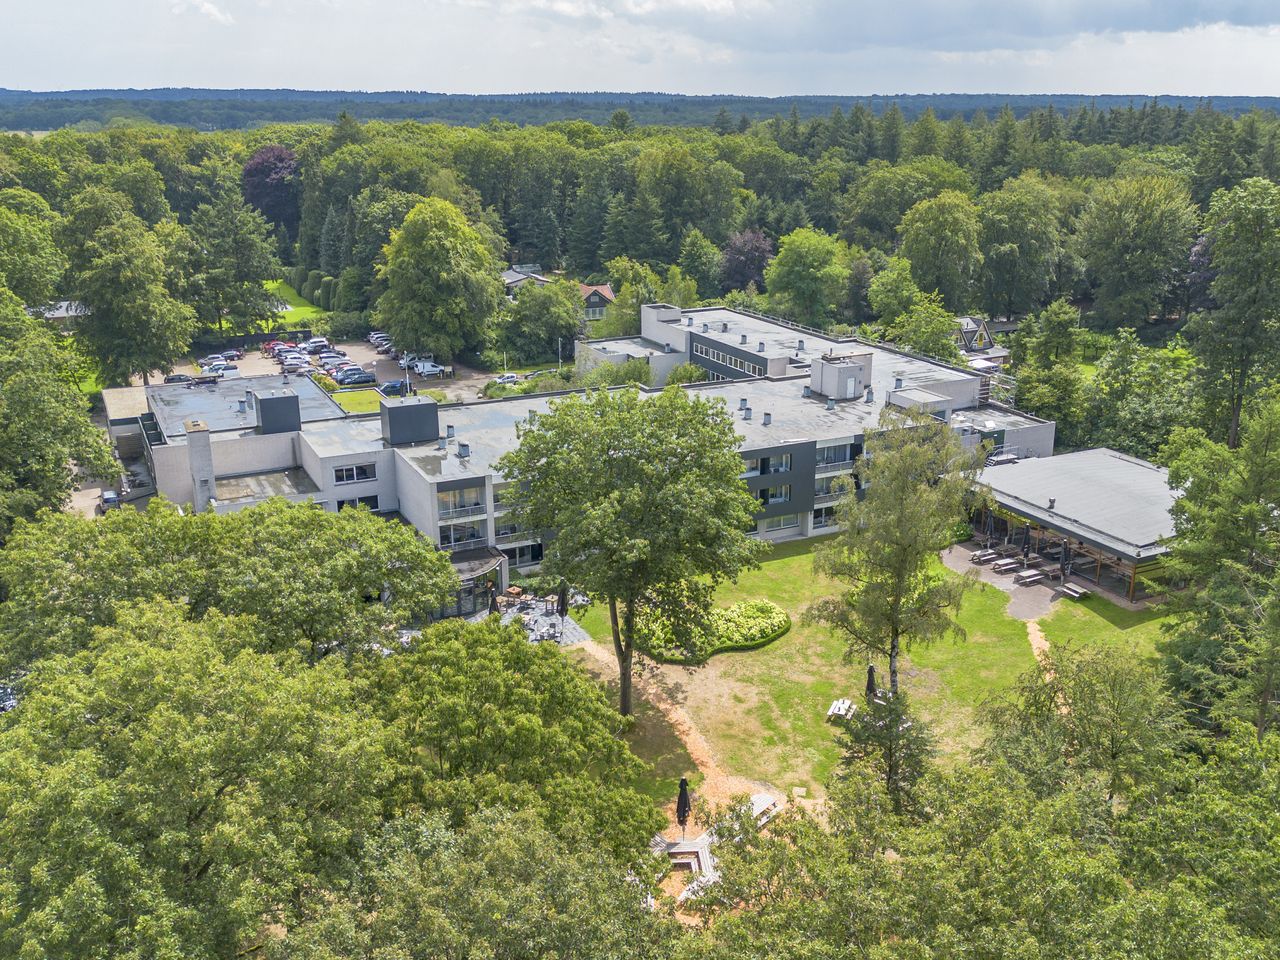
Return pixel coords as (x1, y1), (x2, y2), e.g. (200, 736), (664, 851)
(809, 353), (873, 401)
(380, 396), (441, 446)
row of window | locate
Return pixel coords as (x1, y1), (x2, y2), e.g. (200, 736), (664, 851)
(692, 342), (765, 377)
(585, 306), (606, 320)
(337, 495), (379, 511)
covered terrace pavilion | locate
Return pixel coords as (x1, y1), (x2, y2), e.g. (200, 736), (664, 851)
(976, 448), (1179, 601)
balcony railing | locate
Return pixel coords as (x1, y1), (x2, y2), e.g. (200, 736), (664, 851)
(495, 531), (536, 545)
(438, 502), (487, 520)
(815, 458), (855, 474)
(443, 536), (488, 552)
(813, 492), (842, 506)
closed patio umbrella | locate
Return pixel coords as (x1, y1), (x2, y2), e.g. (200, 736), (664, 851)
(984, 509), (995, 546)
(676, 777), (692, 837)
(1061, 540), (1073, 579)
(488, 589), (500, 616)
(1021, 524), (1032, 559)
(557, 579), (569, 618)
(866, 664), (878, 701)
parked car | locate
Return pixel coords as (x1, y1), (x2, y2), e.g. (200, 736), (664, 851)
(202, 361), (238, 374)
(375, 341), (396, 355)
(524, 368), (556, 380)
(332, 365), (370, 380)
(97, 489), (121, 513)
(276, 352), (306, 365)
(220, 347), (245, 360)
(164, 373), (193, 384)
(412, 359), (445, 377)
(323, 360), (358, 374)
(304, 339), (330, 354)
(281, 359), (310, 374)
(197, 353), (227, 367)
(493, 373), (519, 385)
(379, 379), (413, 397)
(367, 331), (389, 343)
(336, 370), (376, 386)
(316, 349), (347, 361)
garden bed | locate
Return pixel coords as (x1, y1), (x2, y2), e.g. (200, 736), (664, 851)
(637, 599), (791, 665)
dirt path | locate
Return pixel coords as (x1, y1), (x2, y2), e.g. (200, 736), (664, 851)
(575, 638), (783, 834)
(1026, 619), (1050, 663)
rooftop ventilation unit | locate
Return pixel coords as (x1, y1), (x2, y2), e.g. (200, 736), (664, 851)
(865, 386), (874, 403)
(739, 397), (748, 410)
(797, 339), (805, 351)
(721, 322), (729, 332)
(1048, 497), (1057, 510)
(894, 377), (903, 390)
(740, 333), (748, 345)
(446, 424), (455, 438)
(802, 385), (811, 398)
(686, 316), (693, 326)
(664, 342), (672, 353)
(457, 442), (471, 459)
(826, 398), (836, 411)
(757, 341), (766, 353)
(437, 437), (447, 450)
(762, 412), (772, 426)
(743, 407), (752, 421)
(702, 323), (709, 333)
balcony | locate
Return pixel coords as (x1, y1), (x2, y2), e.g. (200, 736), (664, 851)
(443, 536), (489, 552)
(495, 530), (535, 545)
(813, 492), (842, 506)
(815, 458), (855, 475)
(438, 502), (487, 521)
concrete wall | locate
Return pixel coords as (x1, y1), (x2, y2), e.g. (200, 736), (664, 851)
(299, 438), (399, 513)
(1004, 419), (1057, 459)
(150, 442), (194, 505)
(211, 431), (297, 477)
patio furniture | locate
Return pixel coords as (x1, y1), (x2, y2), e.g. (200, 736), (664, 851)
(827, 698), (854, 721)
(970, 549), (998, 565)
(1059, 582), (1092, 600)
(992, 558), (1021, 574)
(504, 586), (523, 598)
(1014, 570), (1046, 586)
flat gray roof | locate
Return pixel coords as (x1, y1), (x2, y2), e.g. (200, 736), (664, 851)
(379, 376), (1029, 482)
(214, 468), (319, 504)
(671, 306), (976, 385)
(146, 374), (345, 440)
(585, 337), (669, 360)
(979, 448), (1177, 562)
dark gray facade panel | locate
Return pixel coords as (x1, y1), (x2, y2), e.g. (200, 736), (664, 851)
(255, 391), (302, 435)
(741, 439), (817, 519)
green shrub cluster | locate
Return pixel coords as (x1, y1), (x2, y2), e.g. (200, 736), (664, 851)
(636, 599), (790, 664)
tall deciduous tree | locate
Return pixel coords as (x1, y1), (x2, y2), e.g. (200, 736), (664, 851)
(241, 144), (301, 239)
(376, 198), (502, 361)
(887, 291), (962, 363)
(809, 408), (986, 695)
(501, 278), (582, 364)
(1078, 175), (1198, 327)
(720, 228), (774, 293)
(497, 388), (764, 715)
(0, 205), (64, 306)
(0, 601), (388, 960)
(1187, 177), (1280, 448)
(764, 227), (850, 326)
(979, 173), (1064, 318)
(898, 189), (982, 313)
(59, 188), (195, 385)
(0, 289), (113, 542)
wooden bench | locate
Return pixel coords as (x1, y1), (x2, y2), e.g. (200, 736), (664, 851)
(992, 559), (1021, 574)
(970, 550), (999, 565)
(1014, 570), (1046, 586)
(827, 698), (854, 721)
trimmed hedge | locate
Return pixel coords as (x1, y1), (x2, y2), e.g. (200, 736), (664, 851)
(636, 599), (790, 665)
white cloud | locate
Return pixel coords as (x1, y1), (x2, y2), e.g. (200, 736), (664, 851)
(171, 0), (235, 26)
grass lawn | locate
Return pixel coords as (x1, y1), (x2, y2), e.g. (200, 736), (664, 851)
(331, 387), (447, 413)
(266, 280), (327, 325)
(1037, 594), (1171, 663)
(573, 537), (1038, 795)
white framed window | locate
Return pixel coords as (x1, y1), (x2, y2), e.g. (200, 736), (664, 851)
(334, 463), (376, 484)
(692, 341), (764, 377)
(338, 495), (379, 511)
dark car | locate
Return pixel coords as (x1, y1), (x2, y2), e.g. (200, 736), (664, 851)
(164, 373), (193, 384)
(337, 371), (377, 386)
(220, 347), (245, 360)
(379, 379), (415, 397)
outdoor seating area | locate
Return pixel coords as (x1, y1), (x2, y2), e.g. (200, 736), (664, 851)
(651, 792), (782, 903)
(484, 583), (592, 646)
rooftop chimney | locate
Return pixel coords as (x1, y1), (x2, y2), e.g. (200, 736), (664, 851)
(762, 412), (772, 426)
(757, 341), (765, 353)
(740, 333), (748, 345)
(797, 339), (805, 351)
(743, 407), (752, 421)
(686, 316), (693, 326)
(826, 397), (836, 411)
(457, 441), (471, 459)
(702, 323), (709, 333)
(446, 424), (455, 438)
(664, 342), (672, 353)
(721, 321), (729, 332)
(1048, 497), (1057, 510)
(802, 385), (812, 398)
(739, 397), (748, 410)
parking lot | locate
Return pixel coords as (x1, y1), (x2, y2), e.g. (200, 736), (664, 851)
(177, 339), (495, 403)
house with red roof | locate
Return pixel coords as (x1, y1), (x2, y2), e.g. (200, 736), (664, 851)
(580, 283), (615, 321)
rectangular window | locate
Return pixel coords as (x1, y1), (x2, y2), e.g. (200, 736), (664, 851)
(764, 513), (799, 531)
(815, 444), (853, 467)
(338, 495), (379, 511)
(334, 463), (376, 484)
(813, 506), (837, 528)
(437, 487), (484, 516)
(692, 341), (763, 377)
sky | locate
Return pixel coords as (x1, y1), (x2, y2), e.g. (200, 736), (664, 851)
(6, 0), (1280, 95)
